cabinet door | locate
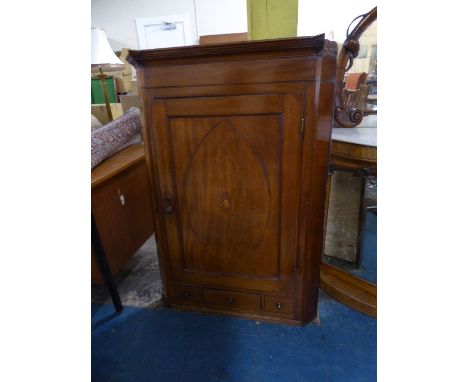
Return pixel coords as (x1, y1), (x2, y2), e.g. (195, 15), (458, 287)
(151, 94), (303, 294)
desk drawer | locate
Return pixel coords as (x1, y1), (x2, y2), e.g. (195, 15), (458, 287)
(263, 296), (295, 318)
(203, 289), (260, 312)
(174, 284), (202, 304)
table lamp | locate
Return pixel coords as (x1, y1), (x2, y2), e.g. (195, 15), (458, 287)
(91, 27), (124, 122)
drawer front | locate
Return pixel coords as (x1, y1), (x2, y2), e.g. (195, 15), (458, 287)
(263, 296), (295, 317)
(203, 289), (260, 312)
(173, 284), (202, 304)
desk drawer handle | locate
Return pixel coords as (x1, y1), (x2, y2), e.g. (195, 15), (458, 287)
(276, 302), (283, 310)
(227, 297), (235, 304)
(183, 291), (192, 298)
(118, 189), (125, 206)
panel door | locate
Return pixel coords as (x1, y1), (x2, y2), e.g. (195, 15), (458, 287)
(151, 94), (303, 294)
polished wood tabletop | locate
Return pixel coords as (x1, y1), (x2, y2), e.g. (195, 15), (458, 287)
(331, 127), (376, 171)
(91, 144), (145, 188)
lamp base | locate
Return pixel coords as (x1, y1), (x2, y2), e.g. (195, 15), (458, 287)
(98, 67), (113, 122)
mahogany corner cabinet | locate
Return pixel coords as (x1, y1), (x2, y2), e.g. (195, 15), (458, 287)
(127, 35), (337, 324)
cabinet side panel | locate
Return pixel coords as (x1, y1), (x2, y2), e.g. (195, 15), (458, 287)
(298, 73), (335, 321)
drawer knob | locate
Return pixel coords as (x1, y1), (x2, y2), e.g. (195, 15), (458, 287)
(118, 189), (125, 206)
(183, 291), (192, 298)
(227, 297), (235, 304)
(276, 302), (283, 309)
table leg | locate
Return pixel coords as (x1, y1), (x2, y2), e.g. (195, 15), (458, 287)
(91, 213), (123, 313)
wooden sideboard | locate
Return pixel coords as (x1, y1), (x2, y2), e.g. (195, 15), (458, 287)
(127, 35), (337, 324)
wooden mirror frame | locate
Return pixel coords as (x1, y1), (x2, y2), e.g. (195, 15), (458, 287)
(334, 6), (377, 128)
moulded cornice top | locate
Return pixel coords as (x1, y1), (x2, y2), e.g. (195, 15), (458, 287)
(127, 34), (336, 67)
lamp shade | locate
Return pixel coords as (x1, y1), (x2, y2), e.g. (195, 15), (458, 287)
(91, 27), (124, 73)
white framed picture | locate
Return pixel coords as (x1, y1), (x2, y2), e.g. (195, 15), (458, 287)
(135, 14), (193, 49)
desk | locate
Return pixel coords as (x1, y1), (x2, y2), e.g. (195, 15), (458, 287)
(92, 144), (154, 311)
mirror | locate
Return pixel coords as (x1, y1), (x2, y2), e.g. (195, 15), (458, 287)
(323, 14), (377, 289)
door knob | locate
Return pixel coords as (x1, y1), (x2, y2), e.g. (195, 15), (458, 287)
(163, 195), (174, 214)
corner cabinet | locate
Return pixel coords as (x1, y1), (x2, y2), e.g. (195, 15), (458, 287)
(128, 35), (337, 324)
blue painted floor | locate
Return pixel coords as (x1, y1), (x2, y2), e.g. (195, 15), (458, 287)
(92, 293), (376, 382)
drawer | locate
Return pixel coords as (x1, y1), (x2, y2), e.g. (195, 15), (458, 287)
(263, 296), (294, 317)
(173, 284), (202, 304)
(203, 289), (260, 312)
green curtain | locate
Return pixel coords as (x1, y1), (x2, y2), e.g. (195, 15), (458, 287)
(247, 0), (298, 40)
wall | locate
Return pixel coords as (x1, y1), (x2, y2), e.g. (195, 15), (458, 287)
(297, 0), (376, 43)
(195, 0), (247, 37)
(91, 0), (197, 50)
(247, 0), (298, 40)
(298, 0), (376, 73)
(91, 0), (247, 50)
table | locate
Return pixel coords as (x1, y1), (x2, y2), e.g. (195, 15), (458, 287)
(91, 144), (154, 312)
(321, 126), (377, 317)
(331, 127), (377, 171)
